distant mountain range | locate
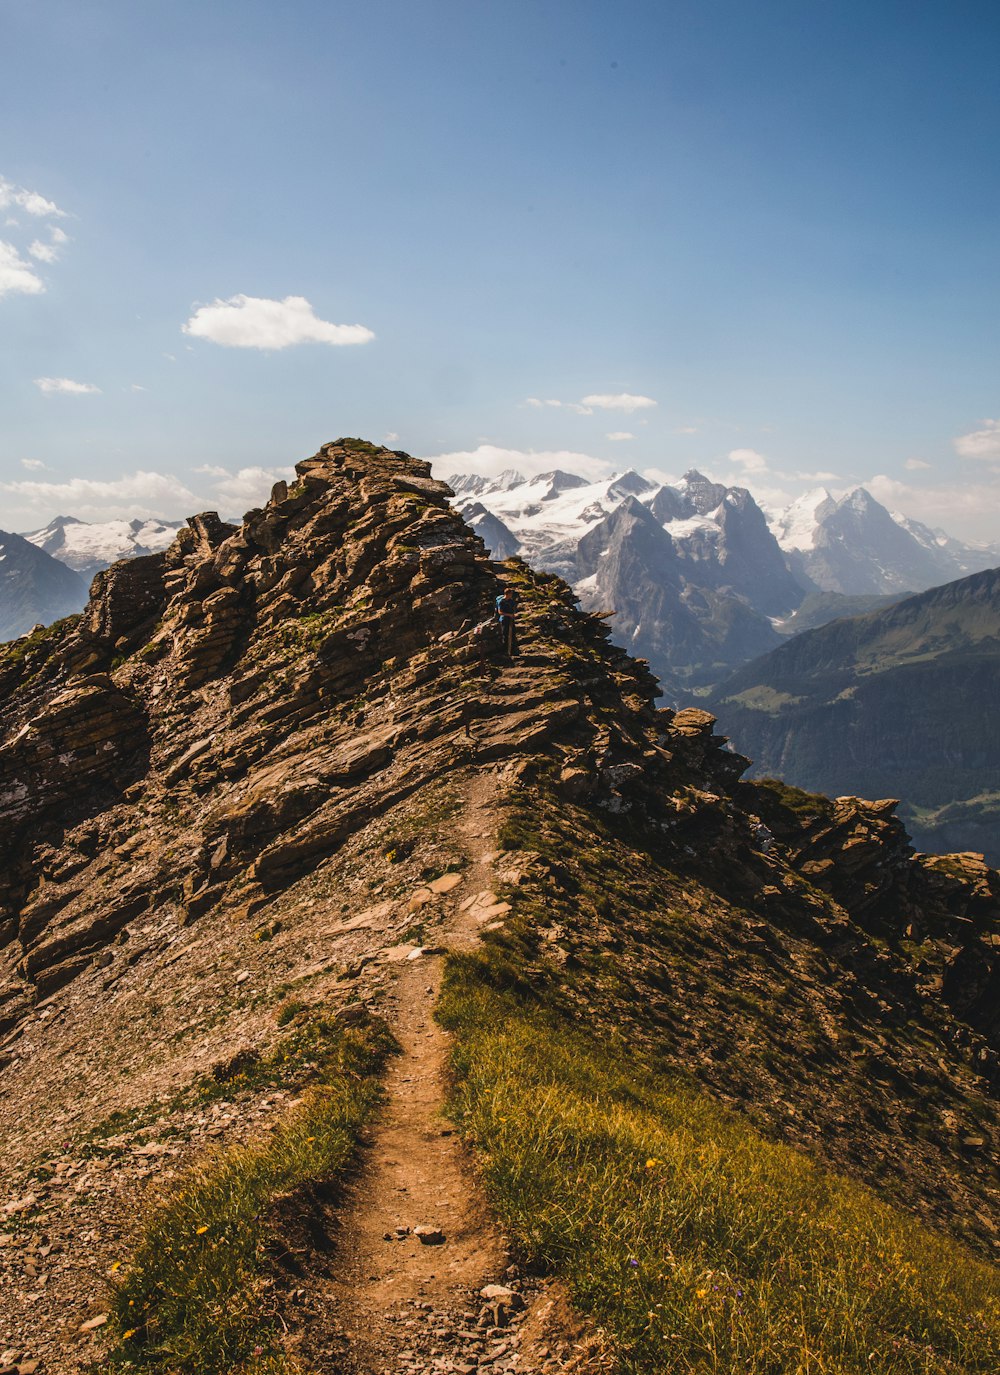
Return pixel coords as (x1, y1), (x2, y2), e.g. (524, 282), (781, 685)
(447, 466), (998, 695)
(0, 529), (89, 642)
(708, 565), (1000, 863)
(24, 515), (183, 581)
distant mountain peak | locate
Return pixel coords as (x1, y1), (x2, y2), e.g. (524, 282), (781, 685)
(608, 469), (656, 497)
(535, 470), (590, 497)
(840, 487), (881, 514)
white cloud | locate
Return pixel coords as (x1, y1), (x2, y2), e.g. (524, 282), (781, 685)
(20, 458), (47, 470)
(0, 178), (65, 219)
(606, 431), (634, 441)
(581, 392), (657, 413)
(863, 471), (1000, 544)
(383, 431), (400, 444)
(207, 464), (297, 512)
(525, 396), (593, 414)
(49, 226), (68, 245)
(1, 470), (199, 525)
(525, 391), (657, 416)
(183, 294), (375, 350)
(793, 469), (839, 482)
(28, 239), (58, 263)
(728, 447), (769, 473)
(0, 241), (44, 296)
(34, 376), (101, 395)
(1, 462), (296, 528)
(675, 425), (698, 435)
(642, 466), (680, 486)
(904, 458), (931, 472)
(130, 383), (147, 392)
(954, 420), (1000, 461)
(423, 443), (613, 484)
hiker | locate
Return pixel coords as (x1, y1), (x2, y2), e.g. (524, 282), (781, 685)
(495, 585), (519, 657)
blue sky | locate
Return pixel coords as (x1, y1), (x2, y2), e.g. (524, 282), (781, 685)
(2, 0), (999, 537)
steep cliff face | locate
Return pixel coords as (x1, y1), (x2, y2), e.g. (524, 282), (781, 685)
(0, 440), (997, 1369)
(573, 496), (785, 693)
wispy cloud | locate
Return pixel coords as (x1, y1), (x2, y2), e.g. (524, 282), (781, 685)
(27, 239), (59, 263)
(0, 241), (44, 296)
(183, 294), (375, 350)
(953, 419), (1000, 461)
(35, 377), (101, 395)
(606, 431), (634, 441)
(526, 391), (657, 417)
(904, 457), (931, 471)
(581, 392), (657, 413)
(728, 447), (769, 473)
(525, 396), (593, 415)
(20, 458), (47, 471)
(0, 179), (69, 299)
(0, 177), (65, 219)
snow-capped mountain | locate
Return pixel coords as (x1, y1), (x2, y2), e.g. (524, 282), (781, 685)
(24, 515), (184, 583)
(446, 467), (798, 693)
(446, 465), (998, 695)
(0, 529), (89, 643)
(769, 487), (996, 595)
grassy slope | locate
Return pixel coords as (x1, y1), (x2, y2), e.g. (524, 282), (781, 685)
(436, 785), (1000, 1374)
(708, 569), (1000, 857)
(441, 973), (999, 1374)
(99, 1017), (395, 1375)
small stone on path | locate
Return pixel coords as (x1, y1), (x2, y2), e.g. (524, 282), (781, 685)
(428, 873), (463, 895)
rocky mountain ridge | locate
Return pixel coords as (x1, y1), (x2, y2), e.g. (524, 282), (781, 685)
(0, 439), (998, 1369)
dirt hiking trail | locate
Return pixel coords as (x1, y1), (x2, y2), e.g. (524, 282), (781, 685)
(308, 772), (614, 1375)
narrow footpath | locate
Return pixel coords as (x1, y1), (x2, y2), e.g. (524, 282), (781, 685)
(312, 772), (613, 1375)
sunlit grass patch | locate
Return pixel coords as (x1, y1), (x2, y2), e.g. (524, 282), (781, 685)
(99, 1019), (394, 1374)
(439, 960), (1000, 1374)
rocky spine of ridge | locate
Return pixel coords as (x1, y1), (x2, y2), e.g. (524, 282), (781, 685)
(0, 437), (997, 1049)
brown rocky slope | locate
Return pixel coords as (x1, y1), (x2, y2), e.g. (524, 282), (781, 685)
(0, 439), (997, 1370)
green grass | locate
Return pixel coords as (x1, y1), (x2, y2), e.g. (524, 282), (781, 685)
(438, 960), (1000, 1374)
(100, 1018), (395, 1374)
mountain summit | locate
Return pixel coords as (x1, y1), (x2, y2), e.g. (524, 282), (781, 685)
(0, 440), (998, 1371)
